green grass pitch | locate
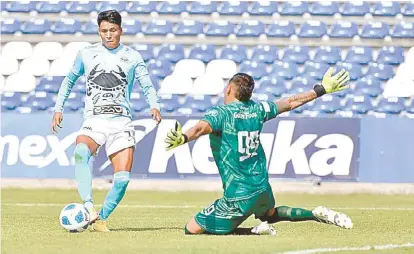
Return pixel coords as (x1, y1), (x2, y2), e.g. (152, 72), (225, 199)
(2, 189), (414, 254)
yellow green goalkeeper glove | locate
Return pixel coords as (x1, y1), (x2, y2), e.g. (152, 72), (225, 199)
(164, 121), (188, 151)
(314, 67), (350, 97)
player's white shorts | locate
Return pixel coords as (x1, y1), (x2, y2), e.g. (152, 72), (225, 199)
(77, 117), (135, 157)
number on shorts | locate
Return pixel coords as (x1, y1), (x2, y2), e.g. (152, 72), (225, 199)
(204, 203), (215, 216)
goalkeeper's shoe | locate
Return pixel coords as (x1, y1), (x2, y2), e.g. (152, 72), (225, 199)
(85, 205), (99, 225)
(90, 219), (110, 232)
(312, 206), (353, 229)
(251, 222), (277, 236)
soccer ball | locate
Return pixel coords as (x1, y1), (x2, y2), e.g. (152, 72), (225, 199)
(59, 203), (90, 232)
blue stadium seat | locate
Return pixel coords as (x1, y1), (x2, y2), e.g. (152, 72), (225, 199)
(329, 21), (358, 38)
(188, 1), (218, 14)
(219, 45), (248, 64)
(344, 96), (373, 114)
(236, 20), (265, 37)
(183, 96), (211, 113)
(157, 44), (185, 63)
(391, 22), (414, 38)
(375, 98), (405, 114)
(205, 21), (235, 37)
(309, 1), (340, 16)
(345, 46), (373, 65)
(126, 1), (157, 13)
(39, 76), (65, 86)
(280, 1), (308, 16)
(336, 62), (364, 81)
(365, 63), (394, 81)
(144, 20), (173, 35)
(376, 46), (404, 65)
(149, 74), (161, 90)
(160, 95), (180, 113)
(36, 83), (60, 94)
(303, 62), (330, 80)
(189, 44), (216, 63)
(298, 20), (327, 38)
(1, 1), (7, 10)
(147, 59), (173, 79)
(130, 99), (149, 113)
(122, 20), (142, 35)
(175, 20), (204, 36)
(372, 2), (401, 16)
(1, 19), (21, 34)
(360, 22), (389, 39)
(251, 45), (278, 64)
(21, 19), (51, 34)
(290, 76), (317, 94)
(66, 1), (97, 13)
(340, 1), (370, 16)
(218, 1), (248, 15)
(1, 93), (22, 111)
(82, 21), (98, 34)
(267, 21), (296, 37)
(353, 76), (383, 97)
(239, 61), (268, 80)
(130, 44), (154, 62)
(25, 94), (55, 111)
(312, 96), (342, 113)
(97, 1), (127, 12)
(248, 2), (278, 16)
(271, 61), (299, 80)
(65, 96), (84, 112)
(256, 75), (287, 97)
(282, 46), (310, 64)
(6, 1), (36, 12)
(37, 1), (67, 13)
(313, 46), (342, 64)
(71, 83), (86, 95)
(157, 1), (186, 14)
(52, 19), (82, 34)
(402, 2), (414, 16)
(406, 100), (414, 114)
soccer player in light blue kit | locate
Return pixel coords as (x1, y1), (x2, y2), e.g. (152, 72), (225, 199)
(51, 10), (162, 232)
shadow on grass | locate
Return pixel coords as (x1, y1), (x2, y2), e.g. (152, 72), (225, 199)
(111, 227), (182, 232)
(111, 227), (260, 236)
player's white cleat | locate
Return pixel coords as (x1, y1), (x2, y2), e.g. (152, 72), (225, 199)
(312, 206), (353, 229)
(251, 222), (277, 236)
(85, 205), (99, 225)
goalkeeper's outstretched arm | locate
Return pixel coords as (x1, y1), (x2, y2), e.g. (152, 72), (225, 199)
(164, 121), (212, 151)
(275, 67), (350, 115)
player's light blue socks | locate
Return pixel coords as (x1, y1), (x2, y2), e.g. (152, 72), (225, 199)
(74, 143), (93, 209)
(99, 171), (130, 220)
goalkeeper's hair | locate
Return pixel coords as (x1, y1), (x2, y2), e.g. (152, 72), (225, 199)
(229, 73), (255, 102)
(98, 10), (122, 27)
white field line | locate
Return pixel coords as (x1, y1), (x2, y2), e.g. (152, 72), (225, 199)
(3, 203), (414, 211)
(277, 242), (414, 254)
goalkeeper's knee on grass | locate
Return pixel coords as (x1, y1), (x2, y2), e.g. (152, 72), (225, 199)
(260, 206), (316, 223)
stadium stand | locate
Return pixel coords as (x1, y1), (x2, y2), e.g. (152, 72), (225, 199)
(1, 1), (414, 117)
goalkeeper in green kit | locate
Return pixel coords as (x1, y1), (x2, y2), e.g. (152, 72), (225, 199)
(164, 68), (353, 235)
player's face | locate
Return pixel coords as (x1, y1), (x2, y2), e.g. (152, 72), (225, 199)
(99, 21), (122, 49)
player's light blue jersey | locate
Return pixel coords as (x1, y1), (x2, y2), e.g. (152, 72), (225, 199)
(54, 43), (160, 119)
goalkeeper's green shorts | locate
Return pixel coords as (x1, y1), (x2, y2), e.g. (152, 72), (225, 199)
(194, 184), (275, 235)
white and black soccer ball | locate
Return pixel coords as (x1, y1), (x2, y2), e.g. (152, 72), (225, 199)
(59, 203), (90, 232)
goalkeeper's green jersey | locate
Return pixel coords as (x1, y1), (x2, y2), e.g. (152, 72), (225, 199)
(201, 100), (279, 201)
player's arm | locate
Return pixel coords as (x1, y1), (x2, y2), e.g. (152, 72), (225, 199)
(134, 59), (162, 124)
(164, 121), (213, 151)
(276, 67), (350, 115)
(52, 52), (84, 133)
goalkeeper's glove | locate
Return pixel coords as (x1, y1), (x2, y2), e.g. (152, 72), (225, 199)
(164, 121), (188, 151)
(313, 67), (350, 97)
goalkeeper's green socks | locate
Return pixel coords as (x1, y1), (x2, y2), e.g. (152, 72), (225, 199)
(263, 206), (317, 223)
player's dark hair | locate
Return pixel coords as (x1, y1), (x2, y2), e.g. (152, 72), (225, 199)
(97, 10), (122, 27)
(229, 73), (255, 102)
